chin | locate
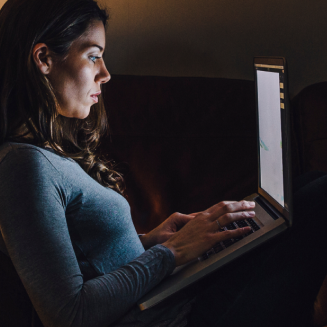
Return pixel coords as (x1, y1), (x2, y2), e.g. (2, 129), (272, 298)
(58, 101), (93, 119)
(61, 108), (91, 119)
(77, 111), (91, 119)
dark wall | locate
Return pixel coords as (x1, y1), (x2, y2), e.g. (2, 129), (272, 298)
(101, 0), (327, 97)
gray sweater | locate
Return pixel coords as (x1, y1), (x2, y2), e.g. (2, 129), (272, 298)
(0, 142), (184, 327)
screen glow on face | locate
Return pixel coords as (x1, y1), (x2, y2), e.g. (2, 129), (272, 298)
(257, 70), (284, 207)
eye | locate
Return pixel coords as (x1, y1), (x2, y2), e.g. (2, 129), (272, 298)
(89, 56), (101, 63)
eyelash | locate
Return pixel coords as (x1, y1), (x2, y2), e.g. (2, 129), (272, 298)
(90, 56), (101, 63)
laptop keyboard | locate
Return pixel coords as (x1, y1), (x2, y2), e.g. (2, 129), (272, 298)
(199, 218), (261, 261)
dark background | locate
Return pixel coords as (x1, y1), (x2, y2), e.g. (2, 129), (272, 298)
(100, 0), (327, 98)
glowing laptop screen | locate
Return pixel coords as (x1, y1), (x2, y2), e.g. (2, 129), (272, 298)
(256, 70), (284, 207)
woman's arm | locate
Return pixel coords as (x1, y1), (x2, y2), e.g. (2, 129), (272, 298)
(0, 148), (175, 327)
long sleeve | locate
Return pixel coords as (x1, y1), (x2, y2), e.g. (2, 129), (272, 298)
(0, 144), (175, 327)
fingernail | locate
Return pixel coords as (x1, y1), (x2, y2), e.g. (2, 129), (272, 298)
(247, 211), (255, 217)
(246, 201), (255, 207)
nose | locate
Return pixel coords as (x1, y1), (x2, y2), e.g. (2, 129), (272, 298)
(98, 61), (111, 84)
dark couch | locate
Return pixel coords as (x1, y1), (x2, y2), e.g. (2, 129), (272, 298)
(1, 76), (327, 326)
(101, 76), (327, 326)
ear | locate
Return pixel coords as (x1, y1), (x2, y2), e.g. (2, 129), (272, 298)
(32, 43), (54, 75)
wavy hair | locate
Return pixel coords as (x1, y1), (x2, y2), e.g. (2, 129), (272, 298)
(0, 0), (125, 194)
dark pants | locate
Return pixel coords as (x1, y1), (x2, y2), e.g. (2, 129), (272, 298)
(187, 171), (327, 327)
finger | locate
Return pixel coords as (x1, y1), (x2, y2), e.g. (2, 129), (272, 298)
(216, 226), (252, 242)
(173, 214), (194, 229)
(208, 200), (256, 221)
(225, 200), (256, 213)
(189, 211), (202, 216)
(217, 210), (255, 228)
(205, 201), (237, 214)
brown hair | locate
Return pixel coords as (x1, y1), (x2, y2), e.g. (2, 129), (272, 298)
(0, 0), (124, 194)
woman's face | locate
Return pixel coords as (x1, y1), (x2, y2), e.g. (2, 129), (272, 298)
(47, 20), (110, 119)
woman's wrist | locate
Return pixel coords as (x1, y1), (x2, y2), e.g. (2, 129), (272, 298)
(139, 233), (154, 250)
(161, 241), (180, 265)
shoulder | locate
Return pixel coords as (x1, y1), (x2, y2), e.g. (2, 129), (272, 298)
(0, 142), (71, 172)
(0, 142), (49, 167)
(0, 142), (73, 206)
(0, 142), (71, 188)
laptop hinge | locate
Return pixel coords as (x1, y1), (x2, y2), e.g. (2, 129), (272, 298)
(254, 196), (280, 220)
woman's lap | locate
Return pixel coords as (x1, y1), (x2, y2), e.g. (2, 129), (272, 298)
(187, 171), (327, 327)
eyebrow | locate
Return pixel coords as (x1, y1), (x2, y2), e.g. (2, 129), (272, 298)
(90, 44), (104, 52)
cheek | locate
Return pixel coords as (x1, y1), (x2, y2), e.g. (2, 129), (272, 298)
(68, 66), (94, 98)
(48, 59), (95, 109)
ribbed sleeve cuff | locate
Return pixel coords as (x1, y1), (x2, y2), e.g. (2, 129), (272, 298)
(152, 244), (176, 275)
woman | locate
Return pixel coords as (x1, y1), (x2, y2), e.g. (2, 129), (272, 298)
(0, 0), (254, 326)
(0, 0), (326, 327)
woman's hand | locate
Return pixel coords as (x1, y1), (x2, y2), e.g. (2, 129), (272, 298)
(162, 200), (255, 266)
(140, 212), (198, 250)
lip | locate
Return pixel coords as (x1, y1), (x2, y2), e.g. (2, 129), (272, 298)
(90, 91), (101, 103)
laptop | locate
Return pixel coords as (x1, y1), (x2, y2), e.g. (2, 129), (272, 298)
(138, 56), (293, 310)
